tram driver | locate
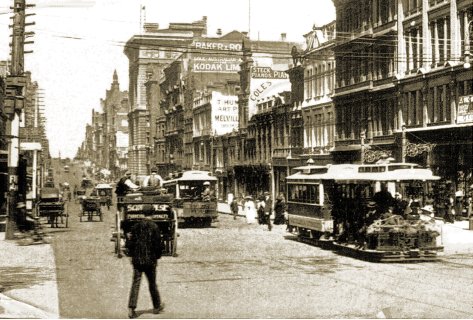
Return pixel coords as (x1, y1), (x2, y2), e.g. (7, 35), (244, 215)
(373, 184), (395, 217)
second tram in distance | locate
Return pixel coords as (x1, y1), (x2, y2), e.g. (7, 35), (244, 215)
(162, 170), (218, 227)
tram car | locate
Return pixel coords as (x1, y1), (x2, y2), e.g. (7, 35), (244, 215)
(162, 171), (218, 227)
(114, 188), (177, 258)
(286, 161), (443, 262)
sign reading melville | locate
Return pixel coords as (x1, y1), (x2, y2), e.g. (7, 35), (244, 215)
(457, 95), (473, 124)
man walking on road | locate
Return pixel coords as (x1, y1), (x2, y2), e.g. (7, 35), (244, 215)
(126, 217), (164, 318)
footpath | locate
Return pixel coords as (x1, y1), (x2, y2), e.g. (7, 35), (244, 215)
(0, 232), (59, 318)
(0, 204), (472, 318)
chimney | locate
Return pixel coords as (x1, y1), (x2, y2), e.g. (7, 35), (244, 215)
(216, 28), (222, 36)
(281, 33), (287, 41)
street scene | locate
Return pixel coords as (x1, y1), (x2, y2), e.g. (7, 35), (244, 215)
(1, 0), (473, 318)
(1, 160), (473, 318)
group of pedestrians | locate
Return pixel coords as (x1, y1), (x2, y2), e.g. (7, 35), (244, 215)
(230, 192), (287, 230)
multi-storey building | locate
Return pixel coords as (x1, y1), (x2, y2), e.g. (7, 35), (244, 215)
(300, 22), (336, 164)
(100, 71), (129, 178)
(332, 0), (399, 164)
(124, 19), (207, 176)
(234, 35), (299, 197)
(332, 0), (473, 192)
(158, 31), (243, 182)
(395, 0), (473, 192)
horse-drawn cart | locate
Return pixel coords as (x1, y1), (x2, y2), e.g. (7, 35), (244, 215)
(38, 187), (68, 228)
(80, 196), (102, 222)
(114, 189), (177, 258)
(91, 183), (113, 209)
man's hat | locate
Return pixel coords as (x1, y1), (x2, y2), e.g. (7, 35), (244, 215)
(264, 191), (270, 196)
(125, 171), (131, 176)
(203, 181), (210, 186)
(151, 168), (158, 173)
(16, 202), (26, 209)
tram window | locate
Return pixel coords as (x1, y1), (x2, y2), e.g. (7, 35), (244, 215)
(288, 184), (320, 204)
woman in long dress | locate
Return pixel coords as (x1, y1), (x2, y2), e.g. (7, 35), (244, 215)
(244, 196), (257, 224)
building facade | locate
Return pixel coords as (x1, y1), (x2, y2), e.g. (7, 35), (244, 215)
(100, 71), (129, 178)
(332, 0), (473, 193)
(124, 19), (207, 176)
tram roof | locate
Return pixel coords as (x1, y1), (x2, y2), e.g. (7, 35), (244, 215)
(328, 166), (440, 181)
(287, 163), (439, 182)
(164, 170), (217, 182)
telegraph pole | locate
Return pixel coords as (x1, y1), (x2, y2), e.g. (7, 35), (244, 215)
(4, 0), (34, 239)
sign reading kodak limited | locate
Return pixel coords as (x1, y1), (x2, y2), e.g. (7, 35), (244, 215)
(191, 39), (242, 73)
(192, 56), (240, 73)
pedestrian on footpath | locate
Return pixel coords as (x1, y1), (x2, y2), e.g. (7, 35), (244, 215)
(126, 217), (164, 318)
(263, 192), (272, 231)
(273, 193), (287, 225)
(244, 196), (256, 224)
(230, 197), (239, 220)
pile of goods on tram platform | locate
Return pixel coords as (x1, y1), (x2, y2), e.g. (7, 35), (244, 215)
(365, 214), (441, 251)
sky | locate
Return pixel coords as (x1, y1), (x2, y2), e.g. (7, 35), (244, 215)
(0, 0), (335, 159)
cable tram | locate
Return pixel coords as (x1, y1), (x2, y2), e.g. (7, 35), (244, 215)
(162, 171), (218, 227)
(286, 161), (443, 262)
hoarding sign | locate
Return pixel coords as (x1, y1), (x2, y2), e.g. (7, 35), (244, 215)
(211, 92), (238, 135)
(191, 40), (242, 73)
(248, 66), (290, 117)
(457, 95), (473, 124)
(192, 55), (240, 73)
(193, 41), (242, 51)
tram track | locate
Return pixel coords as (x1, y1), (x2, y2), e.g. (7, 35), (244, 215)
(265, 243), (473, 318)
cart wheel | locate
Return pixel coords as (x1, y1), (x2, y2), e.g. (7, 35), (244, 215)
(115, 210), (122, 257)
(171, 211), (178, 257)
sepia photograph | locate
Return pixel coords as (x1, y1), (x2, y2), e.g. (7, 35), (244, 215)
(0, 0), (473, 318)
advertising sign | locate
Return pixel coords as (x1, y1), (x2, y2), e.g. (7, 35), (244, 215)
(116, 131), (129, 148)
(191, 40), (242, 73)
(248, 66), (290, 117)
(457, 95), (473, 124)
(211, 92), (238, 135)
(192, 55), (240, 73)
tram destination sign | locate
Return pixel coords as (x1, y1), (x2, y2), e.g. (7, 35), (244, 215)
(457, 95), (473, 124)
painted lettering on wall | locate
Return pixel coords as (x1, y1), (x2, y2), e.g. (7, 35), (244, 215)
(192, 55), (240, 73)
(211, 93), (239, 135)
(194, 41), (242, 51)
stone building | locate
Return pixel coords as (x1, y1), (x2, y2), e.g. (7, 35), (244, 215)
(100, 71), (129, 178)
(124, 19), (207, 176)
(157, 31), (244, 182)
(332, 0), (473, 192)
(234, 35), (299, 198)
